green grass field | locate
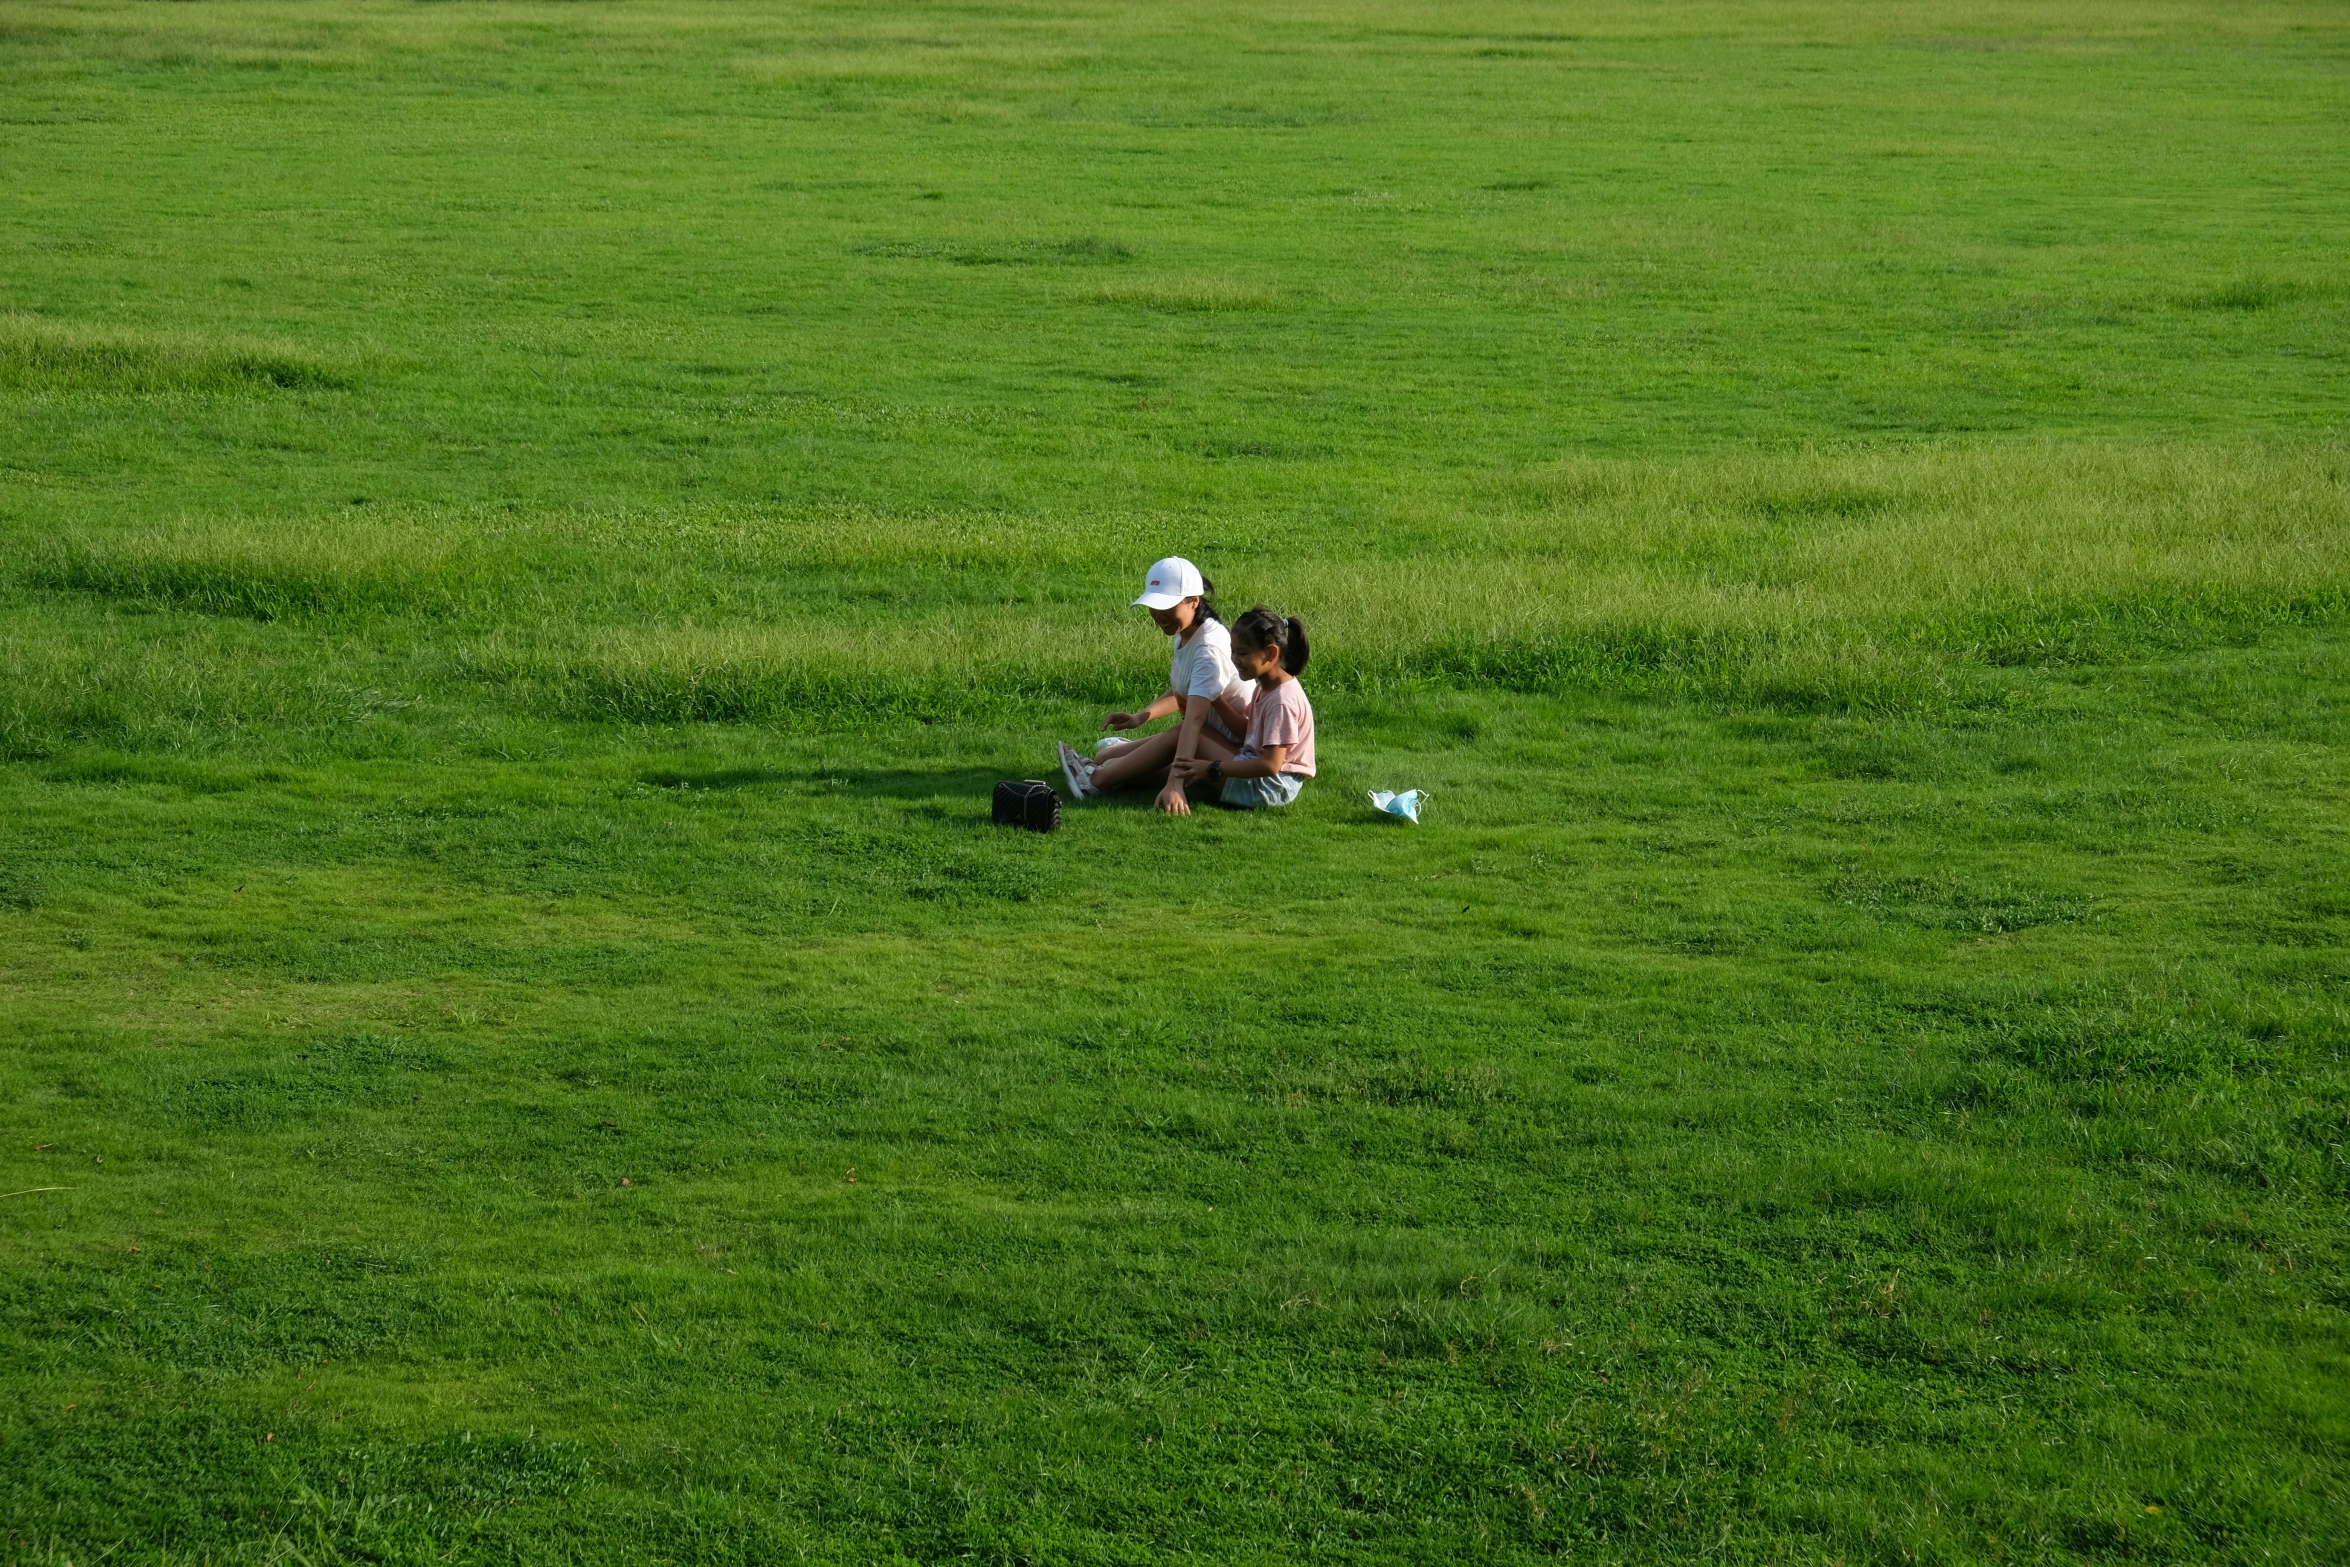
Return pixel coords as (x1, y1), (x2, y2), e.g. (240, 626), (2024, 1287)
(3, 1), (2347, 1560)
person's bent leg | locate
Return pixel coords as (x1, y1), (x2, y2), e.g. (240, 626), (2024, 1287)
(1163, 729), (1244, 807)
(1096, 725), (1240, 796)
(1165, 727), (1243, 795)
(1089, 728), (1180, 792)
(1188, 728), (1241, 768)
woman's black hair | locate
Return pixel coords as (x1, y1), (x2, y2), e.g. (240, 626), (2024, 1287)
(1191, 574), (1220, 625)
(1230, 606), (1310, 676)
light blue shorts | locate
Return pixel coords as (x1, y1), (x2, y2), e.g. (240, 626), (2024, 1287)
(1220, 758), (1306, 809)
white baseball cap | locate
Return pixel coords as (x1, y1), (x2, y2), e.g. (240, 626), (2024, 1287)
(1133, 556), (1205, 610)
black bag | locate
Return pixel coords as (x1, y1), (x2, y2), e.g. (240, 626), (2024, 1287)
(992, 779), (1062, 833)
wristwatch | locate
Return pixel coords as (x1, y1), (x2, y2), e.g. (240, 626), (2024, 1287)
(1206, 760), (1223, 783)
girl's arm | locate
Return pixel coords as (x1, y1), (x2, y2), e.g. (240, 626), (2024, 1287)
(1179, 742), (1287, 781)
(1155, 695), (1218, 814)
(1106, 690), (1182, 731)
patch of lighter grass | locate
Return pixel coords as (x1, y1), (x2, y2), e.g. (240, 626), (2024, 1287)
(734, 53), (955, 88)
(464, 614), (1143, 725)
(0, 608), (416, 759)
(734, 40), (1091, 85)
(1481, 441), (2350, 614)
(1081, 277), (1278, 313)
(0, 313), (349, 395)
(1241, 441), (2350, 699)
(10, 442), (2343, 734)
(18, 519), (472, 621)
(2173, 275), (2339, 312)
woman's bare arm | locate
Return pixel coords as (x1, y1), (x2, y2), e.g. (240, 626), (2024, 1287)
(1105, 690), (1181, 731)
(1176, 742), (1287, 781)
(1156, 695), (1218, 813)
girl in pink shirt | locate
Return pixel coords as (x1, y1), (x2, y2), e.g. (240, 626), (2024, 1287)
(1174, 608), (1315, 810)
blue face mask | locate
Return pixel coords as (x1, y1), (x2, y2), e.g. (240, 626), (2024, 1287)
(1368, 789), (1424, 824)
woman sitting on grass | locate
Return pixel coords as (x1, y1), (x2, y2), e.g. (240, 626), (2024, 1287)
(1058, 556), (1253, 816)
(1171, 607), (1315, 810)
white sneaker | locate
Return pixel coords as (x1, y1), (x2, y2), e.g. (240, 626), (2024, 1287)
(1095, 736), (1135, 758)
(1057, 742), (1096, 800)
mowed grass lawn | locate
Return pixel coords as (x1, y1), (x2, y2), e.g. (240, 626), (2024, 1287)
(3, 1), (2348, 1561)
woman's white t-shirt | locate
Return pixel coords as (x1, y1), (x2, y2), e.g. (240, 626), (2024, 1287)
(1169, 619), (1254, 739)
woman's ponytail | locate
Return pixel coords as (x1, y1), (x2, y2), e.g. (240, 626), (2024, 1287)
(1231, 606), (1308, 675)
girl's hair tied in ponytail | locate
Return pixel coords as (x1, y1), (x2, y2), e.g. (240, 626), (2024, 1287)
(1232, 606), (1309, 676)
(1283, 616), (1310, 676)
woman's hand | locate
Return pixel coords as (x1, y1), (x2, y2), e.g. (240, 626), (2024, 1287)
(1169, 755), (1210, 783)
(1109, 694), (1181, 732)
(1155, 781), (1193, 816)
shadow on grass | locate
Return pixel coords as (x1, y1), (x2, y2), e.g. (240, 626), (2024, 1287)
(639, 764), (1414, 830)
(642, 763), (1045, 806)
(842, 766), (1230, 819)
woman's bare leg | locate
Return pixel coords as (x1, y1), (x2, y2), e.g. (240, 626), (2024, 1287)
(1088, 727), (1180, 792)
(1091, 726), (1240, 795)
(1172, 728), (1242, 801)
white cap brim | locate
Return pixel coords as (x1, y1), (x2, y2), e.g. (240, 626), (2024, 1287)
(1133, 591), (1186, 610)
